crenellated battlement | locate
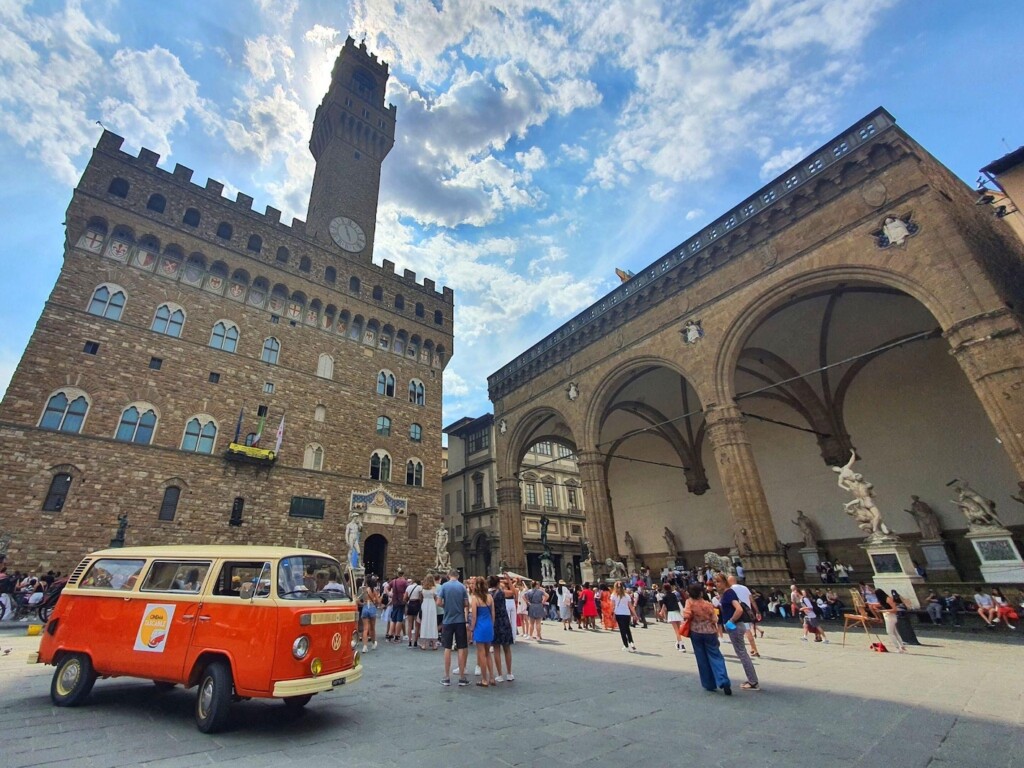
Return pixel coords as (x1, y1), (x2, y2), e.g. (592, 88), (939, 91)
(90, 130), (450, 302)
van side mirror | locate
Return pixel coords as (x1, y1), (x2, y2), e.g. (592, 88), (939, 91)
(239, 582), (255, 600)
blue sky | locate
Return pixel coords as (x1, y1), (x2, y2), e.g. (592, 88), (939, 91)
(0, 0), (1020, 428)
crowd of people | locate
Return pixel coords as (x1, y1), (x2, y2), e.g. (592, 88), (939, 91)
(0, 566), (63, 620)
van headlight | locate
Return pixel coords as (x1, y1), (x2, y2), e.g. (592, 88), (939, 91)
(292, 635), (310, 659)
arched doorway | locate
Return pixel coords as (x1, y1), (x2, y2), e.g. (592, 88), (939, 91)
(469, 532), (492, 576)
(364, 534), (388, 579)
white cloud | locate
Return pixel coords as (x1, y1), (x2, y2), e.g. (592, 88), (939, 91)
(685, 208), (705, 221)
(253, 0), (298, 27)
(557, 143), (589, 164)
(304, 24), (340, 48)
(243, 35), (295, 83)
(759, 145), (808, 179)
(516, 146), (547, 172)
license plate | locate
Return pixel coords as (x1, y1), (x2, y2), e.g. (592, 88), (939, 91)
(332, 677), (346, 687)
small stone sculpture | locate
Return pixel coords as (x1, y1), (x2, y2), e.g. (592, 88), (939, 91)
(663, 526), (680, 555)
(791, 510), (819, 549)
(950, 481), (1002, 530)
(904, 495), (942, 540)
(623, 530), (637, 561)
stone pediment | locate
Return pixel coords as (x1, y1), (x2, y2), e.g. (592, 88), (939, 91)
(350, 485), (408, 526)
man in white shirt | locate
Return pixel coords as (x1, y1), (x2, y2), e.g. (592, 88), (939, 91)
(557, 580), (574, 631)
(973, 590), (998, 626)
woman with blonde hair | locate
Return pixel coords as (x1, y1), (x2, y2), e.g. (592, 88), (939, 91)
(358, 575), (380, 654)
(469, 576), (495, 687)
(611, 581), (638, 652)
(418, 573), (439, 649)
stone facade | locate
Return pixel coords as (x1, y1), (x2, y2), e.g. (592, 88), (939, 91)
(488, 108), (1024, 585)
(0, 38), (453, 576)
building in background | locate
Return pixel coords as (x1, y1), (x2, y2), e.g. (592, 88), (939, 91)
(443, 414), (586, 580)
(0, 37), (453, 576)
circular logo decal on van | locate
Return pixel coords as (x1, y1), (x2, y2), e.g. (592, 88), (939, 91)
(331, 632), (342, 651)
(133, 603), (176, 653)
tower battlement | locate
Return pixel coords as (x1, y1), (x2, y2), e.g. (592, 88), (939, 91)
(90, 130), (450, 302)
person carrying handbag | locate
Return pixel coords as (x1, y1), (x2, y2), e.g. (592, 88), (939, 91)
(611, 581), (638, 652)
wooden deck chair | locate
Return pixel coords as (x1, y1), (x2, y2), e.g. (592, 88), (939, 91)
(843, 589), (883, 646)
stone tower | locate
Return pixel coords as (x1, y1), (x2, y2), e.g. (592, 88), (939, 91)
(306, 36), (397, 258)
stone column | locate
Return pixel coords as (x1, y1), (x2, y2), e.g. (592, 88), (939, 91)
(945, 309), (1024, 480)
(576, 449), (618, 568)
(496, 477), (525, 572)
(704, 403), (790, 585)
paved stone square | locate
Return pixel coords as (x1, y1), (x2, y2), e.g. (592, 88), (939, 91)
(2, 618), (1022, 768)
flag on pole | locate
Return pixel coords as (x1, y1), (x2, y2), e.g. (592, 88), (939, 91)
(274, 413), (286, 454)
(233, 407), (244, 443)
(252, 414), (266, 446)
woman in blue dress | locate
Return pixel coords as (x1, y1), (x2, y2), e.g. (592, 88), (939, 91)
(469, 577), (495, 687)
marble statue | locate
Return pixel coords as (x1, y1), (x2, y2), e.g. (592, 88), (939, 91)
(703, 551), (734, 575)
(904, 495), (942, 540)
(605, 558), (627, 579)
(623, 530), (637, 561)
(663, 526), (679, 555)
(833, 450), (891, 538)
(791, 510), (819, 549)
(345, 510), (363, 568)
(435, 524), (451, 570)
(581, 537), (594, 564)
(541, 556), (555, 582)
(735, 527), (753, 556)
(950, 481), (1003, 530)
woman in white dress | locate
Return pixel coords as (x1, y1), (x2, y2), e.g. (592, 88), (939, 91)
(417, 573), (439, 649)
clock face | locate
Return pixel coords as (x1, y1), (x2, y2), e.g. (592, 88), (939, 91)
(329, 216), (367, 252)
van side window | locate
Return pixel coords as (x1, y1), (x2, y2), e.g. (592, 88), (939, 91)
(80, 558), (146, 590)
(213, 561), (271, 598)
(141, 561), (211, 592)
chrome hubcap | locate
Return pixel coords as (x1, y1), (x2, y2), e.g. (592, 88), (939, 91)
(58, 660), (81, 695)
(198, 677), (214, 718)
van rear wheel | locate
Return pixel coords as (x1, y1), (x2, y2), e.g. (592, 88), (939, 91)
(51, 653), (97, 707)
(283, 694), (313, 709)
(195, 661), (232, 733)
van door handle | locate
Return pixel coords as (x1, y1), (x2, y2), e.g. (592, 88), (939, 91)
(181, 614), (195, 622)
(198, 615), (211, 622)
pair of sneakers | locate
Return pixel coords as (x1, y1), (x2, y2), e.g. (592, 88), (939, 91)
(440, 678), (470, 687)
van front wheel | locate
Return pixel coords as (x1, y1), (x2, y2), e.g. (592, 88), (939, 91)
(195, 661), (232, 733)
(51, 653), (97, 707)
(283, 694), (313, 709)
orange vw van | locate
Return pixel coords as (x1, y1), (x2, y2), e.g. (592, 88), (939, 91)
(31, 545), (362, 732)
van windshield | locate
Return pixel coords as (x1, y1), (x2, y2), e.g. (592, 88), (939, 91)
(278, 555), (351, 601)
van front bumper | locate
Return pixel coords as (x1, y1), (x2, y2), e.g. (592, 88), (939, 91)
(272, 661), (363, 697)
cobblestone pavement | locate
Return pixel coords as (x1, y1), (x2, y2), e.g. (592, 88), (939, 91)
(2, 618), (1022, 768)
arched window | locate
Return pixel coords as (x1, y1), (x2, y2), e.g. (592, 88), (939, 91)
(247, 234), (262, 253)
(108, 177), (129, 198)
(349, 276), (360, 294)
(434, 309), (444, 325)
(317, 353), (334, 379)
(314, 404), (326, 423)
(43, 473), (73, 512)
(299, 256), (311, 272)
(372, 285), (383, 301)
(209, 321), (239, 352)
(146, 194), (166, 213)
(409, 423), (422, 442)
(39, 390), (89, 433)
(139, 234), (160, 251)
(376, 416), (391, 436)
(183, 208), (200, 227)
(115, 405), (157, 444)
(182, 416), (217, 454)
(87, 284), (126, 320)
(216, 222), (233, 240)
(370, 450), (391, 482)
(276, 246), (289, 263)
(394, 294), (405, 310)
(325, 266), (336, 284)
(406, 459), (424, 487)
(408, 379), (425, 406)
(415, 302), (425, 318)
(158, 486), (181, 521)
(261, 337), (280, 364)
(152, 303), (185, 337)
(376, 370), (395, 397)
(303, 443), (325, 471)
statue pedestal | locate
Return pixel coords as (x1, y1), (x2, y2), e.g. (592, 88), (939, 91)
(965, 529), (1024, 583)
(798, 547), (823, 578)
(917, 538), (959, 580)
(580, 560), (595, 585)
(861, 538), (922, 608)
(625, 556), (638, 575)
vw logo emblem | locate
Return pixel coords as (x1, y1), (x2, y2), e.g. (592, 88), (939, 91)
(331, 632), (342, 651)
